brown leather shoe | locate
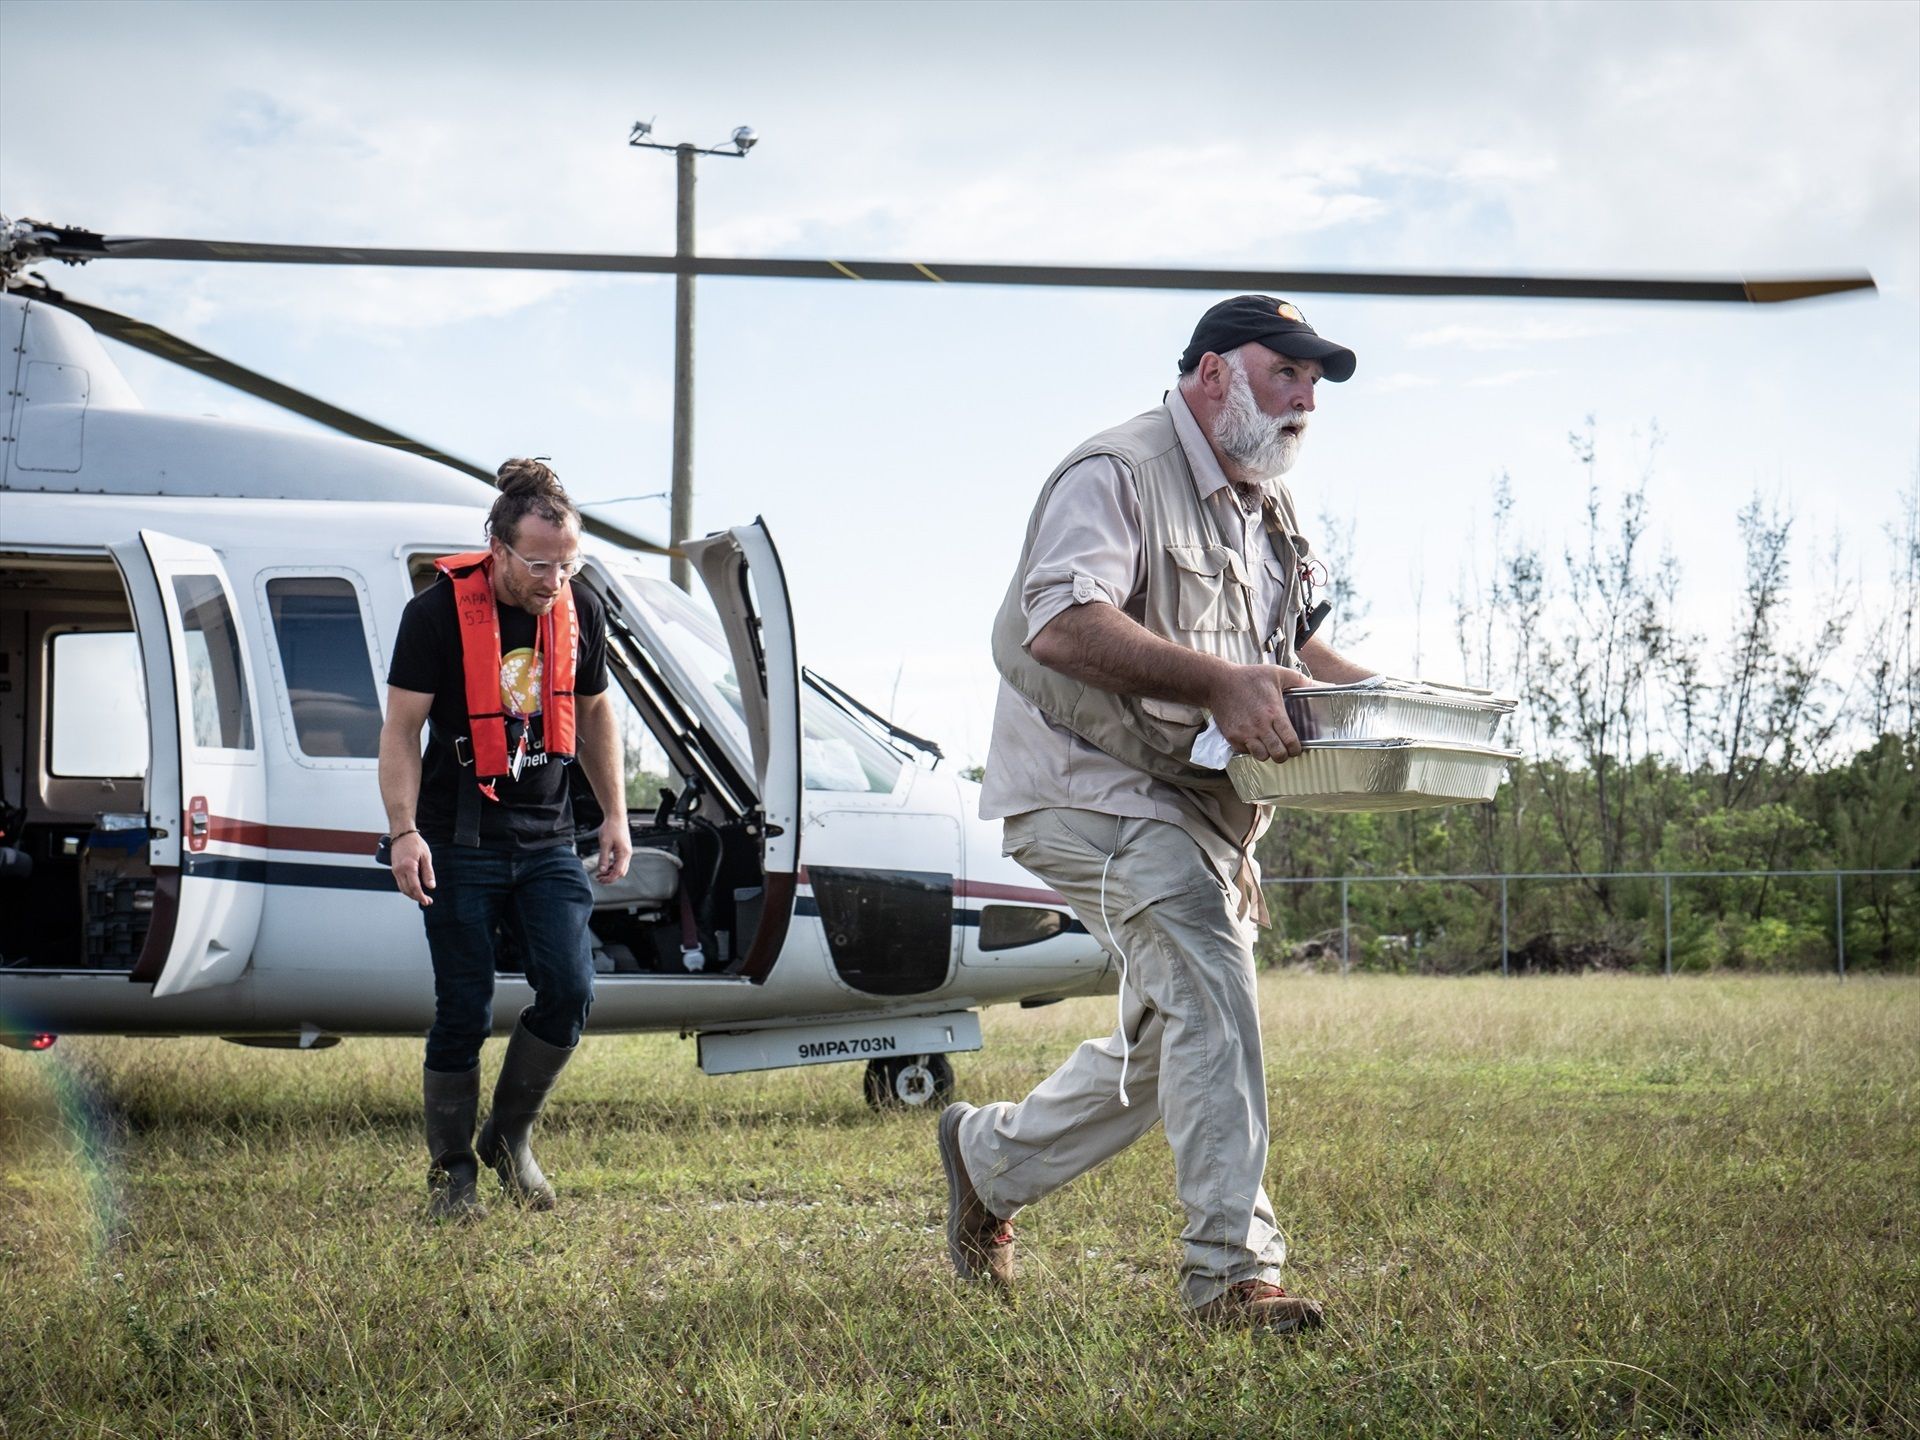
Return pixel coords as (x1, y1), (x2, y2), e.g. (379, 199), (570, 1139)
(1192, 1280), (1326, 1332)
(939, 1102), (1014, 1287)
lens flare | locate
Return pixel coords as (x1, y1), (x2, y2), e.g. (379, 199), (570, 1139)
(0, 1008), (126, 1267)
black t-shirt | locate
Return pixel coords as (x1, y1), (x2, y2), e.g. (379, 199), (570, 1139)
(387, 577), (609, 851)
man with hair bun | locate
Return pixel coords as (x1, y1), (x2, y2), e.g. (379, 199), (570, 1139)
(379, 457), (632, 1221)
(940, 297), (1376, 1330)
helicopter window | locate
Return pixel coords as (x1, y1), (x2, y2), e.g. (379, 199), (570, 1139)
(800, 681), (907, 794)
(977, 905), (1068, 952)
(609, 685), (685, 810)
(48, 631), (148, 778)
(626, 578), (754, 758)
(171, 575), (255, 751)
(265, 578), (383, 759)
(627, 578), (905, 795)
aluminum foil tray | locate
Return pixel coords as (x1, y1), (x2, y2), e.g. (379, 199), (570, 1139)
(1228, 739), (1520, 811)
(1286, 679), (1517, 747)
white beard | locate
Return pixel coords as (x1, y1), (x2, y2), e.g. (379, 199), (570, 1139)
(1212, 358), (1305, 480)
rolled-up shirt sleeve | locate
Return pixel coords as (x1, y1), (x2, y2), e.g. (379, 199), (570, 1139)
(1020, 455), (1146, 646)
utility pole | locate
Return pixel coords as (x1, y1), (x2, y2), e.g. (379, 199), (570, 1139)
(630, 119), (757, 591)
(670, 143), (696, 593)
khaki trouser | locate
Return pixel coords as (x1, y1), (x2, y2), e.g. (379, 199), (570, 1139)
(956, 807), (1286, 1308)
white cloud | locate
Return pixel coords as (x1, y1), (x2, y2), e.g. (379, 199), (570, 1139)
(1445, 147), (1558, 186)
(703, 141), (1395, 265)
(1409, 319), (1612, 352)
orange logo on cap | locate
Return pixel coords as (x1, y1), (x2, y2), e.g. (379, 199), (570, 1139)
(1275, 302), (1304, 323)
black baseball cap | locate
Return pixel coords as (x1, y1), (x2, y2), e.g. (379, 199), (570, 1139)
(1178, 295), (1357, 382)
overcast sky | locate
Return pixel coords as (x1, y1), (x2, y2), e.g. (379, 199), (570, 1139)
(3, 0), (1915, 764)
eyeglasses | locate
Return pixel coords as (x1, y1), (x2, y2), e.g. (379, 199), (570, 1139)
(502, 540), (585, 581)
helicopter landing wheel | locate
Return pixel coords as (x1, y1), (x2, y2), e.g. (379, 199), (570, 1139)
(863, 1053), (954, 1111)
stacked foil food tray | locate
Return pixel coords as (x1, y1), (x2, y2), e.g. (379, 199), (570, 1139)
(1227, 679), (1520, 811)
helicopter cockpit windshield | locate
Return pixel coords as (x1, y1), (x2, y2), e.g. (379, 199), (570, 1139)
(623, 576), (906, 797)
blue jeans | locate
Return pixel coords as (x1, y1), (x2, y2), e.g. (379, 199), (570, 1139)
(420, 843), (595, 1073)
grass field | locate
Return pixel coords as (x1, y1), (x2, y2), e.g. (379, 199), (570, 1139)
(2, 975), (1916, 1439)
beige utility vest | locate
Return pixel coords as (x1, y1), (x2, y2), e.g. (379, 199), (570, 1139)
(991, 403), (1310, 796)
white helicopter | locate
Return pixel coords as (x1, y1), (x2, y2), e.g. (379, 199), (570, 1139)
(0, 217), (1872, 1105)
(0, 288), (1117, 1106)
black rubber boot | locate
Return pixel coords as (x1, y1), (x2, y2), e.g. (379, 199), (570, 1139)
(423, 1065), (486, 1223)
(475, 1017), (574, 1210)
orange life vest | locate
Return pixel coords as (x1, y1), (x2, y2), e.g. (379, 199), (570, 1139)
(432, 551), (578, 786)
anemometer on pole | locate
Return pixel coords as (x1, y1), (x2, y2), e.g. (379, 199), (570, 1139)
(628, 119), (759, 591)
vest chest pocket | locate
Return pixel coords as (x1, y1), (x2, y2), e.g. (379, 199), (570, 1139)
(1167, 544), (1254, 632)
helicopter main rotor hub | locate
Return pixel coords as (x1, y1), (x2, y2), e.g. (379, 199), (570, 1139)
(0, 217), (101, 282)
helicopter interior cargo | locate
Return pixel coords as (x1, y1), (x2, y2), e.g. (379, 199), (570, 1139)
(0, 553), (156, 974)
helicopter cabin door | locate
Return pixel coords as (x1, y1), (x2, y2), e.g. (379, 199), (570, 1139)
(680, 520), (802, 980)
(108, 531), (266, 998)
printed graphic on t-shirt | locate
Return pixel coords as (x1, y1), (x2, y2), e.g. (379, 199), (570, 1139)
(500, 647), (543, 718)
(500, 646), (550, 770)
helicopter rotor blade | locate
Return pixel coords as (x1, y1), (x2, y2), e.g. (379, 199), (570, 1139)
(9, 279), (679, 557)
(22, 225), (1876, 304)
(578, 508), (678, 559)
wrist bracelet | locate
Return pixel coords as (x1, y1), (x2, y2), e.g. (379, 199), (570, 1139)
(392, 827), (419, 842)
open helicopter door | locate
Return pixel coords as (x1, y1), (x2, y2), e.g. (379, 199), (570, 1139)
(680, 520), (801, 979)
(108, 531), (265, 997)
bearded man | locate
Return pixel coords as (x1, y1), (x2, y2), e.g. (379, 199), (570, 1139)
(379, 458), (632, 1221)
(939, 296), (1373, 1330)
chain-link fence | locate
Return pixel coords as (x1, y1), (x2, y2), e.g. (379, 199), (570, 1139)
(1261, 868), (1920, 976)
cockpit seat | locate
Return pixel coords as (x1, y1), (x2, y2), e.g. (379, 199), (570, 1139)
(586, 845), (683, 910)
